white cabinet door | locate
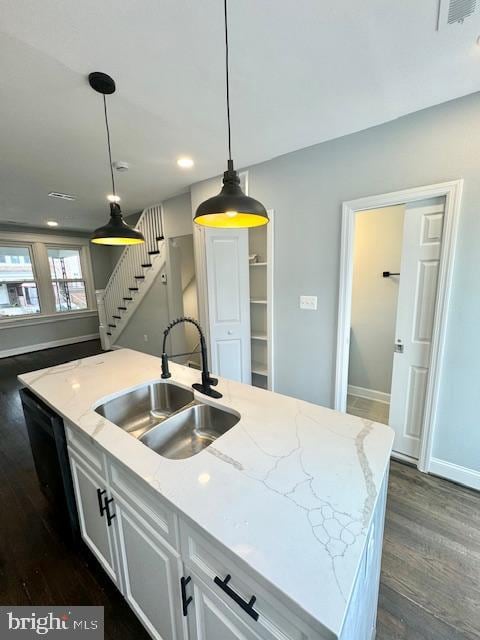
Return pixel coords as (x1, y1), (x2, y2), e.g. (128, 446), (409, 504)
(188, 575), (263, 640)
(69, 455), (121, 588)
(114, 495), (187, 640)
(389, 201), (444, 459)
(205, 228), (252, 384)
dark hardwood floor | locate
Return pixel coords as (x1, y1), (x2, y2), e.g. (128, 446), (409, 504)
(0, 340), (478, 639)
(0, 340), (150, 639)
(378, 462), (480, 639)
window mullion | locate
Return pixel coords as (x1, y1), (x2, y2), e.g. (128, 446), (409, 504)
(32, 242), (55, 314)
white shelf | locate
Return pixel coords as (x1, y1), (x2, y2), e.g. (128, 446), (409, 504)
(249, 262), (267, 267)
(250, 299), (267, 304)
(251, 361), (268, 376)
(251, 333), (267, 341)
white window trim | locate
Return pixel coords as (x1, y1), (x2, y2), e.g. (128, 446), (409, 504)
(0, 231), (97, 327)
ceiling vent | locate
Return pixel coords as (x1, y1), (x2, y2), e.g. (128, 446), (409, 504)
(48, 191), (76, 201)
(438, 0), (477, 28)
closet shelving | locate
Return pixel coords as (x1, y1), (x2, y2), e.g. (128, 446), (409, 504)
(248, 210), (274, 390)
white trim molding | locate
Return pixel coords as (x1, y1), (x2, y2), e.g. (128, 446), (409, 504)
(0, 309), (98, 329)
(266, 209), (275, 391)
(429, 458), (480, 491)
(391, 451), (418, 466)
(0, 333), (100, 359)
(347, 385), (390, 404)
(335, 180), (463, 476)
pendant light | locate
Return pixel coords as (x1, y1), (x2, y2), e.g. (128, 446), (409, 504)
(194, 0), (269, 228)
(89, 72), (145, 245)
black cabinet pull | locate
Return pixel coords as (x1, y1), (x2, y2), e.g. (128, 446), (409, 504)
(180, 576), (193, 616)
(105, 496), (116, 527)
(214, 574), (259, 621)
(96, 488), (107, 517)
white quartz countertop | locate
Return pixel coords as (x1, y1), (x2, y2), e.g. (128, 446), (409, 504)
(19, 348), (393, 638)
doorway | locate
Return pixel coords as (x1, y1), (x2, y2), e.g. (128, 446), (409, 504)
(346, 204), (404, 429)
(335, 181), (462, 471)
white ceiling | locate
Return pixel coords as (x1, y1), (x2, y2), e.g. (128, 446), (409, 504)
(1, 0), (480, 231)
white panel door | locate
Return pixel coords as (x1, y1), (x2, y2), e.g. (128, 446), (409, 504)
(390, 201), (444, 459)
(114, 496), (186, 640)
(205, 228), (251, 383)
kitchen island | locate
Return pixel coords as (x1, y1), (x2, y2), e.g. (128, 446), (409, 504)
(19, 348), (393, 640)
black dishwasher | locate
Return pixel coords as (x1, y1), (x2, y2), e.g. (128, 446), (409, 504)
(20, 387), (80, 542)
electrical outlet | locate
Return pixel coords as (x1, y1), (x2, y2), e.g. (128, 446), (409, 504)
(143, 334), (148, 342)
(300, 295), (317, 310)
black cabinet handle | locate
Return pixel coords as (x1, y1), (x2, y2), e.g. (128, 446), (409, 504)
(180, 576), (193, 616)
(214, 574), (259, 621)
(105, 496), (116, 527)
(97, 488), (107, 517)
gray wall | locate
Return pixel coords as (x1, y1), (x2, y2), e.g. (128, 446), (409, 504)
(0, 314), (99, 352)
(163, 192), (194, 238)
(115, 266), (170, 356)
(348, 205), (404, 395)
(191, 92), (480, 474)
(90, 243), (118, 289)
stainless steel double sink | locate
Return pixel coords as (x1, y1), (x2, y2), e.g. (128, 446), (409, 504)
(95, 382), (239, 460)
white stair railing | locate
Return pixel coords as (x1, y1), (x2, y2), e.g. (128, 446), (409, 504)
(97, 204), (164, 350)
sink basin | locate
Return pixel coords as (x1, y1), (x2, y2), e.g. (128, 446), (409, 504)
(95, 382), (194, 438)
(139, 403), (240, 460)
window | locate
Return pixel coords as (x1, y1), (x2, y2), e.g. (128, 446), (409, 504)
(48, 247), (87, 312)
(0, 237), (94, 323)
(0, 246), (40, 317)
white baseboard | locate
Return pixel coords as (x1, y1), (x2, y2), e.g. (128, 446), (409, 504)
(391, 450), (418, 465)
(348, 384), (391, 404)
(0, 333), (100, 359)
(429, 457), (480, 491)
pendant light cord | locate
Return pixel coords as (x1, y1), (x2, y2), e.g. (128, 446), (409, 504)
(224, 0), (232, 162)
(103, 94), (117, 197)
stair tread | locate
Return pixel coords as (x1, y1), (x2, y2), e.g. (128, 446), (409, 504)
(123, 297), (133, 300)
(106, 332), (112, 336)
(148, 250), (160, 255)
(118, 306), (127, 310)
(141, 263), (153, 268)
(156, 236), (164, 241)
(112, 315), (121, 319)
(108, 324), (116, 328)
(128, 287), (139, 291)
(135, 275), (145, 279)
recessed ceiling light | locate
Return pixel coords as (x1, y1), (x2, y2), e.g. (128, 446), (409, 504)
(107, 194), (121, 203)
(177, 157), (194, 169)
(48, 191), (76, 201)
(46, 220), (59, 227)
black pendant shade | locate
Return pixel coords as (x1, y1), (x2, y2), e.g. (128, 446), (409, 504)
(88, 72), (145, 246)
(91, 202), (145, 245)
(194, 0), (269, 229)
(194, 161), (268, 228)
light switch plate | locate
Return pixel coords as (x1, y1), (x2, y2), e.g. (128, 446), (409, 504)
(300, 295), (318, 310)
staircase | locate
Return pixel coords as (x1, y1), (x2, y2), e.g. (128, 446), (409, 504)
(96, 204), (166, 350)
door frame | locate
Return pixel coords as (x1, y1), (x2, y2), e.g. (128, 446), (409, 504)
(334, 180), (463, 472)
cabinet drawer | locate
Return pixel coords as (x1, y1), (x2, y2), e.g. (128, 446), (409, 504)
(108, 458), (179, 552)
(180, 519), (313, 640)
(65, 423), (107, 479)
